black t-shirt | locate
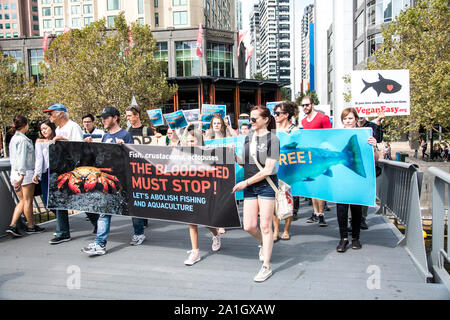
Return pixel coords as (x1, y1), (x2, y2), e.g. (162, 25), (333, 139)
(241, 132), (280, 187)
(128, 125), (154, 145)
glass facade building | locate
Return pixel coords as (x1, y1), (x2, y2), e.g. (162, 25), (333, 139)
(206, 42), (233, 78)
(175, 41), (200, 77)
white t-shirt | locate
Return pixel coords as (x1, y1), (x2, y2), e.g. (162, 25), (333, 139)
(56, 120), (83, 142)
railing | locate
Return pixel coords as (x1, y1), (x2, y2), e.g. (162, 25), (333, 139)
(428, 167), (450, 291)
(376, 159), (432, 282)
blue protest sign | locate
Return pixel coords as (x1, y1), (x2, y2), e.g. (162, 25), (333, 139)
(266, 101), (284, 115)
(163, 110), (188, 130)
(201, 104), (226, 125)
(147, 109), (164, 127)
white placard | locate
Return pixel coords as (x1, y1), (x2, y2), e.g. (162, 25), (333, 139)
(351, 69), (410, 117)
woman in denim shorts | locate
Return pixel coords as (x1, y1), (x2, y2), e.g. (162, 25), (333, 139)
(233, 105), (280, 282)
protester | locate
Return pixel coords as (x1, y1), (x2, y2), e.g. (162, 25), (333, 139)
(442, 142), (449, 162)
(204, 115), (237, 234)
(336, 108), (379, 252)
(150, 126), (167, 146)
(240, 123), (250, 136)
(272, 102), (298, 241)
(6, 115), (45, 237)
(182, 129), (221, 265)
(421, 138), (429, 160)
(126, 104), (151, 228)
(126, 105), (154, 144)
(356, 112), (384, 143)
(232, 105), (279, 282)
(32, 120), (56, 207)
(81, 107), (147, 256)
(431, 143), (443, 161)
(82, 113), (104, 138)
(166, 128), (180, 146)
(44, 103), (84, 244)
(383, 142), (392, 160)
(301, 96), (331, 227)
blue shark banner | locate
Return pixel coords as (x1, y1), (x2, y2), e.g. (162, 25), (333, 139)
(206, 128), (376, 206)
(201, 104), (226, 130)
(164, 110), (188, 130)
(147, 109), (164, 126)
(205, 136), (246, 200)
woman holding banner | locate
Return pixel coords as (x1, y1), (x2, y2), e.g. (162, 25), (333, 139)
(232, 106), (279, 282)
(336, 108), (379, 252)
(272, 101), (298, 242)
(204, 115), (237, 234)
(32, 120), (56, 207)
(183, 129), (222, 266)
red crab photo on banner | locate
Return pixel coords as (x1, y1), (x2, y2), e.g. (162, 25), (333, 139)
(57, 166), (122, 194)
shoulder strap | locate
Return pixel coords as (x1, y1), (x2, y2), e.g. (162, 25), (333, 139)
(250, 134), (278, 193)
(142, 126), (148, 137)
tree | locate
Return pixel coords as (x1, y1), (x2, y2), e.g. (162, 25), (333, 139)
(252, 71), (269, 80)
(40, 13), (177, 122)
(0, 55), (37, 155)
(369, 0), (449, 138)
(296, 90), (320, 105)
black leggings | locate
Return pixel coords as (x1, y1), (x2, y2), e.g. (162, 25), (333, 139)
(336, 204), (362, 240)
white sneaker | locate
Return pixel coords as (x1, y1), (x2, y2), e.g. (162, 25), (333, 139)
(253, 265), (273, 282)
(130, 234), (146, 246)
(212, 234), (221, 252)
(184, 249), (201, 266)
(258, 244), (264, 262)
(81, 242), (106, 256)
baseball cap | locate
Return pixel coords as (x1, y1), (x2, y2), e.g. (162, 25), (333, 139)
(97, 106), (120, 118)
(43, 103), (67, 113)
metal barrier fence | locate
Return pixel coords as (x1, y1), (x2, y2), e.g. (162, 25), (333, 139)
(376, 159), (432, 282)
(428, 167), (450, 291)
(0, 158), (51, 224)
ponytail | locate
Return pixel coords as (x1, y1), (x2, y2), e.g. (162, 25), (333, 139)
(9, 115), (28, 134)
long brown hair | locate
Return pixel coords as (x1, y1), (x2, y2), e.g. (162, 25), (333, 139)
(251, 105), (276, 131)
(9, 115), (28, 134)
(209, 115), (227, 138)
(39, 120), (57, 140)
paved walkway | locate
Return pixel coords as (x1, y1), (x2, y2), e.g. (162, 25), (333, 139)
(0, 202), (449, 300)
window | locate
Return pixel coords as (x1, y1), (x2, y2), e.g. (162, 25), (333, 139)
(12, 13), (17, 19)
(107, 0), (120, 11)
(154, 13), (159, 26)
(54, 6), (63, 16)
(83, 4), (92, 14)
(154, 0), (158, 7)
(33, 25), (39, 30)
(71, 5), (81, 15)
(54, 0), (62, 2)
(0, 34), (3, 38)
(43, 19), (52, 28)
(4, 14), (9, 19)
(175, 41), (200, 77)
(355, 42), (364, 65)
(6, 32), (11, 38)
(42, 7), (51, 16)
(84, 17), (93, 26)
(55, 19), (64, 28)
(5, 23), (10, 29)
(368, 33), (383, 56)
(154, 42), (168, 75)
(33, 15), (39, 21)
(4, 4), (8, 10)
(138, 0), (144, 14)
(13, 32), (18, 37)
(173, 11), (187, 25)
(107, 16), (116, 28)
(32, 6), (38, 12)
(12, 22), (17, 29)
(72, 17), (81, 27)
(29, 49), (44, 83)
(11, 3), (17, 10)
(42, 0), (51, 4)
(206, 42), (234, 78)
(355, 12), (364, 38)
(0, 15), (2, 20)
(138, 17), (144, 25)
(173, 0), (187, 5)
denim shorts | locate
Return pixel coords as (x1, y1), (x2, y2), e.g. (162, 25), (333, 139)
(244, 183), (276, 200)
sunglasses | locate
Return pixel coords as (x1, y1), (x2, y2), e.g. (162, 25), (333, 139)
(127, 106), (140, 114)
(301, 103), (311, 107)
(250, 117), (261, 123)
(274, 111), (287, 116)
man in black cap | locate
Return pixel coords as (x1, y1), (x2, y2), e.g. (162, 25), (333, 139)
(82, 107), (146, 256)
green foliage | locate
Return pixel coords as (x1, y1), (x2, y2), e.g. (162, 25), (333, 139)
(252, 71), (269, 80)
(369, 0), (450, 136)
(281, 87), (292, 101)
(296, 90), (320, 105)
(40, 12), (177, 122)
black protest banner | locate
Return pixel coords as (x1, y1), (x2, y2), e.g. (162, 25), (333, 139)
(48, 141), (240, 228)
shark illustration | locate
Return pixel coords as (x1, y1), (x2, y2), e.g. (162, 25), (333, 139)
(277, 135), (366, 185)
(361, 73), (402, 96)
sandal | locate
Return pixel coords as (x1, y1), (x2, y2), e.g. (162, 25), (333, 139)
(273, 234), (280, 242)
(218, 228), (226, 234)
(280, 233), (290, 240)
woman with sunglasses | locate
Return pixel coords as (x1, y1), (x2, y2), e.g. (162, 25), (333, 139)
(336, 108), (379, 252)
(232, 106), (279, 282)
(272, 102), (299, 242)
(204, 115), (237, 234)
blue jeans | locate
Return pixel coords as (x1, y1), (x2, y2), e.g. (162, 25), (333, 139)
(56, 209), (70, 238)
(94, 215), (145, 247)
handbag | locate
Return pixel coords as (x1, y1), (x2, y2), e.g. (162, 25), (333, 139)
(249, 134), (294, 220)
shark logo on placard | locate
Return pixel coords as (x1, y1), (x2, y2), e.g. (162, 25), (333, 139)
(361, 73), (402, 96)
(278, 135), (366, 185)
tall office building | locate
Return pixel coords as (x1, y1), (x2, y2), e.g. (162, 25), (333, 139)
(248, 3), (260, 78)
(300, 3), (314, 94)
(258, 0), (292, 87)
(235, 0), (242, 30)
(38, 0), (236, 36)
(0, 0), (40, 39)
